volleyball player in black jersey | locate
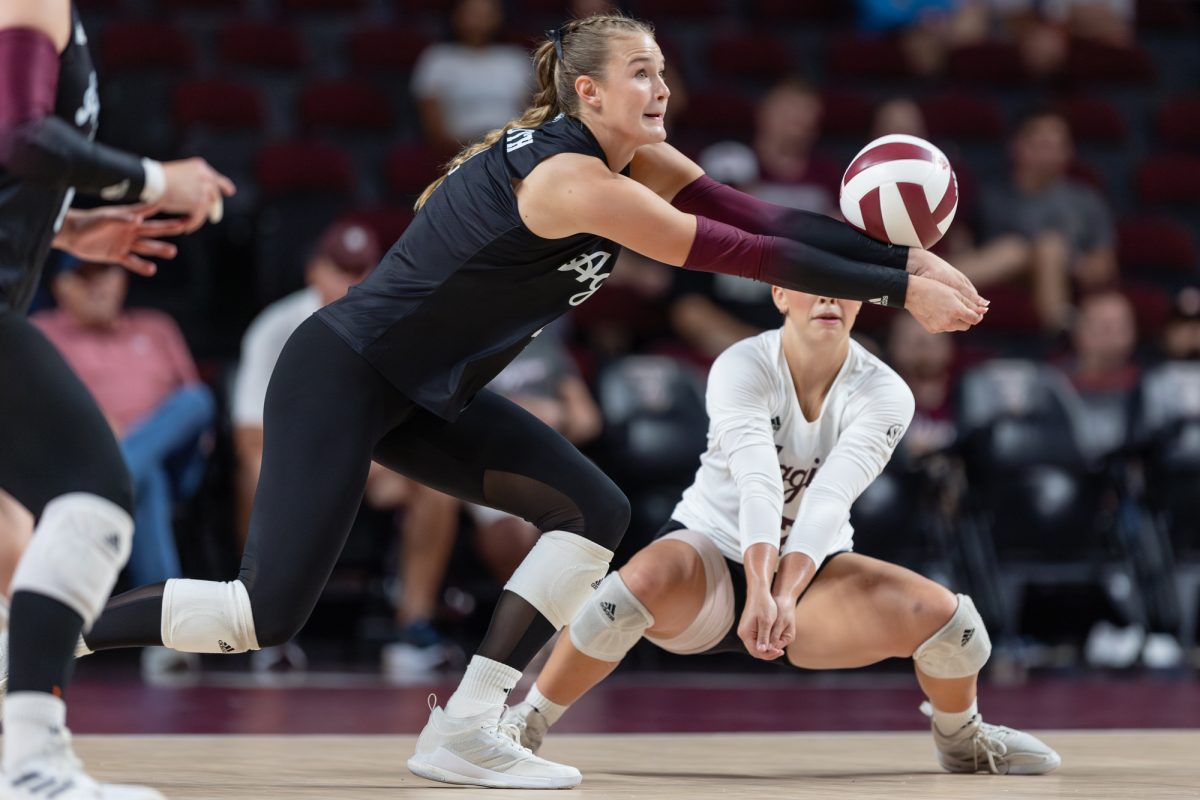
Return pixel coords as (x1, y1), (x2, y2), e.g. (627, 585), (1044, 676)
(0, 0), (234, 796)
(68, 13), (985, 790)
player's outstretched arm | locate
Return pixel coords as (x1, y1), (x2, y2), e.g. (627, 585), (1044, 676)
(634, 143), (986, 309)
(520, 154), (982, 333)
(0, 8), (235, 232)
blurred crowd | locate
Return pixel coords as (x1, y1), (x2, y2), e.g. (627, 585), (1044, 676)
(13, 0), (1200, 679)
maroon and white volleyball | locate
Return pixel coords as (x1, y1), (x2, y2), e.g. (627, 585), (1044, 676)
(839, 134), (958, 249)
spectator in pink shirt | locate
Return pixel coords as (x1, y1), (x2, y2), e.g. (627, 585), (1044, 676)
(32, 258), (215, 594)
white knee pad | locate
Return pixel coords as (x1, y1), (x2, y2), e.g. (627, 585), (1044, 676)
(569, 572), (654, 662)
(161, 578), (260, 654)
(913, 594), (992, 679)
(503, 530), (613, 629)
(11, 493), (133, 627)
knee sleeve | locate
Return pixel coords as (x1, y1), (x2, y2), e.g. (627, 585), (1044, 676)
(161, 578), (260, 654)
(503, 530), (613, 628)
(568, 572), (654, 662)
(11, 493), (133, 627)
(913, 594), (991, 679)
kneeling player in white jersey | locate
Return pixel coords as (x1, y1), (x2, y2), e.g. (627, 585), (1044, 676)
(504, 287), (1061, 777)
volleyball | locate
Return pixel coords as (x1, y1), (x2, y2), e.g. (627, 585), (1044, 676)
(839, 134), (958, 249)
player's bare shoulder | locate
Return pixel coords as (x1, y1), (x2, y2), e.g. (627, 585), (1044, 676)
(516, 153), (613, 239)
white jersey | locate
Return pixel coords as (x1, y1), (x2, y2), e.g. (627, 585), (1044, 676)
(671, 329), (914, 567)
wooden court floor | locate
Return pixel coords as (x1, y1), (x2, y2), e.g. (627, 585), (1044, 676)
(65, 731), (1200, 798)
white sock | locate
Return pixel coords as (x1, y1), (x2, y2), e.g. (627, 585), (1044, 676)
(3, 692), (67, 771)
(525, 682), (570, 727)
(932, 699), (979, 736)
(444, 656), (522, 718)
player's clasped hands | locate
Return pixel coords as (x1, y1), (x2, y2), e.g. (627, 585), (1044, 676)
(903, 248), (989, 334)
(737, 591), (787, 661)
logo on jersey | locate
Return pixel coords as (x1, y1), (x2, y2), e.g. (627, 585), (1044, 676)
(886, 423), (905, 448)
(506, 127), (536, 152)
(770, 416), (781, 432)
(558, 250), (612, 306)
(75, 71), (100, 132)
(780, 457), (821, 504)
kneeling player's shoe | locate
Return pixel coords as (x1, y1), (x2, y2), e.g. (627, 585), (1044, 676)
(500, 701), (550, 754)
(4, 728), (166, 799)
(926, 706), (1061, 775)
(407, 699), (580, 789)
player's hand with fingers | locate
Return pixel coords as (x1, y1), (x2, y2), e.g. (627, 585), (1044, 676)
(54, 202), (192, 276)
(906, 248), (988, 310)
(158, 157), (237, 233)
(737, 591), (785, 661)
(904, 274), (985, 334)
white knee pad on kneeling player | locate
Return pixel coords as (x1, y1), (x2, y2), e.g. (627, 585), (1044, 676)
(161, 578), (260, 654)
(11, 493), (133, 627)
(503, 530), (613, 629)
(913, 594), (991, 679)
(569, 573), (654, 662)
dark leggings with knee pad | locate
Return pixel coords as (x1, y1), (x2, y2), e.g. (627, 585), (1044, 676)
(0, 310), (134, 695)
(87, 316), (629, 669)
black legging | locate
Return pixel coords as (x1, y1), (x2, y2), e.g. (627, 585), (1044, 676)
(88, 316), (629, 668)
(0, 310), (133, 515)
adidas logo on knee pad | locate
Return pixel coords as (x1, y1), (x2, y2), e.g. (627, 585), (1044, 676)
(961, 629), (975, 646)
(600, 602), (616, 621)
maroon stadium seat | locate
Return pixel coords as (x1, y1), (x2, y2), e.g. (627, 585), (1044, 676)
(819, 90), (873, 139)
(919, 93), (1005, 141)
(1117, 216), (1198, 275)
(1137, 155), (1200, 205)
(348, 27), (431, 73)
(825, 34), (909, 81)
(1156, 96), (1200, 149)
(678, 89), (756, 141)
(281, 0), (368, 10)
(1064, 40), (1154, 86)
(1055, 96), (1127, 144)
(947, 42), (1028, 87)
(298, 80), (394, 133)
(386, 146), (442, 199)
(707, 34), (794, 82)
(172, 79), (265, 131)
(100, 23), (196, 73)
(1122, 282), (1173, 339)
(637, 0), (724, 19)
(256, 140), (355, 197)
(753, 0), (848, 23)
(976, 284), (1042, 335)
(219, 21), (307, 69)
(339, 206), (414, 248)
(162, 0), (246, 10)
(1136, 0), (1198, 31)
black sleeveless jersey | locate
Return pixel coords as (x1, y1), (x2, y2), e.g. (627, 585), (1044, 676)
(0, 7), (99, 314)
(319, 113), (624, 421)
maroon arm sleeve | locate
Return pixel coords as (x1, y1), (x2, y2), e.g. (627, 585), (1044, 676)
(0, 27), (148, 200)
(672, 175), (910, 271)
(683, 215), (908, 308)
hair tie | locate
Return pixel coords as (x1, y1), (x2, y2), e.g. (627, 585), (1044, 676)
(546, 27), (565, 63)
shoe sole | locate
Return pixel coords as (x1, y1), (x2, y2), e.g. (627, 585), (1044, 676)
(938, 752), (1062, 775)
(407, 750), (580, 789)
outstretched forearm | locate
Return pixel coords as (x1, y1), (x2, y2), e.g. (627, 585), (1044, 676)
(672, 175), (909, 270)
(0, 27), (163, 203)
(684, 215), (909, 307)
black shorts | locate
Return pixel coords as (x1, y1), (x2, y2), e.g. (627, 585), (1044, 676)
(654, 518), (849, 658)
